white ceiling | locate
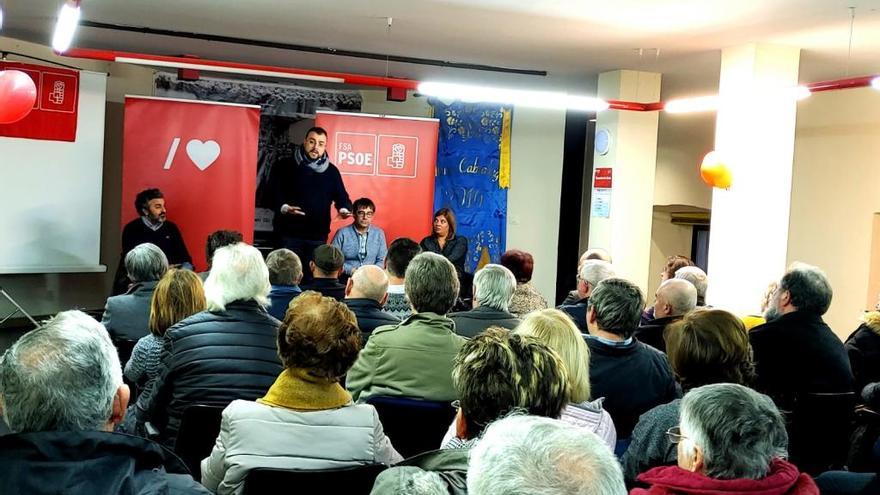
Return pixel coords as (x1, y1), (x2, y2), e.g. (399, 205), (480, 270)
(3, 0), (880, 97)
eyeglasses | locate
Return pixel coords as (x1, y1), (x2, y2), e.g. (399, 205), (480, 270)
(355, 210), (374, 217)
(451, 400), (460, 410)
(666, 426), (688, 444)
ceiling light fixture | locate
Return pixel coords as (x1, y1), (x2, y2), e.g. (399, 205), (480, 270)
(0, 5), (4, 34)
(417, 82), (609, 112)
(52, 0), (82, 53)
(663, 95), (719, 114)
(872, 77), (880, 91)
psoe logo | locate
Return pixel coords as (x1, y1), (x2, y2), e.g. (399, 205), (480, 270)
(378, 135), (418, 178)
(335, 132), (377, 175)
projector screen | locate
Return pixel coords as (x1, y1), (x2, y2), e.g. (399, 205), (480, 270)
(0, 70), (108, 274)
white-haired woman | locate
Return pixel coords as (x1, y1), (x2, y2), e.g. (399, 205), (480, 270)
(135, 242), (283, 449)
(632, 383), (818, 495)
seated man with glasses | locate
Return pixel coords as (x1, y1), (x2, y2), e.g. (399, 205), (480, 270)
(331, 197), (388, 280)
(632, 383), (818, 495)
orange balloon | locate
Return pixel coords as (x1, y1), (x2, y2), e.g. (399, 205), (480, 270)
(700, 151), (733, 189)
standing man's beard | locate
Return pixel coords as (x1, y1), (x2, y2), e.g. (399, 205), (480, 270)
(764, 305), (782, 322)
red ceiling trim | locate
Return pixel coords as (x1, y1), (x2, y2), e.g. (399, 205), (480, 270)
(60, 48), (878, 111)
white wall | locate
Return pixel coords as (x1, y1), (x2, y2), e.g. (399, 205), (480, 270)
(506, 107), (566, 303)
(360, 91), (565, 303)
(788, 86), (880, 339)
(0, 36), (155, 320)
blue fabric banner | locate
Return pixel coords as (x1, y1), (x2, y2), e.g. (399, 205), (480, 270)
(430, 100), (509, 274)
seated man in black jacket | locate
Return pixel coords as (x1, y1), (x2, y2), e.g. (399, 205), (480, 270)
(343, 264), (400, 342)
(301, 244), (347, 301)
(0, 310), (207, 494)
(635, 278), (697, 353)
(449, 264), (520, 338)
(751, 262), (854, 410)
(136, 242), (283, 449)
(585, 278), (680, 439)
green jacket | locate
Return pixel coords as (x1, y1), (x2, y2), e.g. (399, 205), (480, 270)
(346, 312), (466, 402)
(370, 448), (470, 495)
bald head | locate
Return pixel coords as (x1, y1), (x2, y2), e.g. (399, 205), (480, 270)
(654, 278), (698, 319)
(347, 265), (390, 303)
(579, 248), (612, 267)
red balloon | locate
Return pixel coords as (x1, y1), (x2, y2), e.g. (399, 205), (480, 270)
(0, 70), (38, 124)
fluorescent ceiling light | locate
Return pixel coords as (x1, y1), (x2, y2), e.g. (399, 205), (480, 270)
(0, 6), (4, 33)
(52, 1), (81, 53)
(114, 57), (345, 83)
(872, 77), (880, 91)
(791, 85), (811, 101)
(664, 95), (719, 114)
(417, 82), (609, 112)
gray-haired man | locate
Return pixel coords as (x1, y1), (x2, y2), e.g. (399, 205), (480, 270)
(102, 242), (169, 342)
(0, 311), (208, 494)
(586, 278), (680, 438)
(449, 264), (521, 338)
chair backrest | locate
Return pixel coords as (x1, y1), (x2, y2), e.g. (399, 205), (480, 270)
(785, 391), (857, 475)
(174, 404), (226, 481)
(365, 395), (457, 458)
(243, 464), (387, 495)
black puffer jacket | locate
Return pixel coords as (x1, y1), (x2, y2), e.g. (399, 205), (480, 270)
(138, 300), (282, 449)
(845, 312), (880, 395)
(0, 431), (208, 494)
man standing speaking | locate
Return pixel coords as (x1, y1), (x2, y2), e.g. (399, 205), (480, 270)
(270, 127), (352, 280)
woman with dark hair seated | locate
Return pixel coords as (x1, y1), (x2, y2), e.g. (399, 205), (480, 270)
(622, 309), (755, 486)
(632, 383), (818, 495)
(500, 249), (548, 317)
(420, 207), (468, 276)
(201, 291), (402, 494)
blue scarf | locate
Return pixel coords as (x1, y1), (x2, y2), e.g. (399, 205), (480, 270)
(294, 144), (330, 173)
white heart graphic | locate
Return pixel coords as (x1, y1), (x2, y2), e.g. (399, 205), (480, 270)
(185, 139), (221, 171)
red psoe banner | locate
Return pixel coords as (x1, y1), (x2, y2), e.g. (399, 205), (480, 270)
(122, 96), (261, 271)
(315, 111), (439, 246)
(0, 62), (79, 141)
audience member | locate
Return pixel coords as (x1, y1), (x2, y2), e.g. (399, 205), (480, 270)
(449, 264), (520, 338)
(347, 252), (466, 402)
(331, 197), (388, 278)
(371, 328), (570, 493)
(136, 243), (283, 449)
(844, 303), (880, 394)
(113, 188), (193, 295)
(300, 244), (346, 300)
(622, 309), (756, 486)
(742, 280), (778, 331)
(102, 242), (169, 341)
(558, 259), (615, 332)
(384, 237), (422, 320)
(674, 266), (708, 307)
(515, 308), (617, 449)
(200, 230), (243, 280)
(632, 383), (818, 495)
(265, 248), (303, 320)
(344, 265), (400, 342)
(467, 415), (626, 495)
(635, 279), (697, 353)
(585, 278), (680, 438)
(750, 263), (854, 410)
(500, 249), (548, 317)
(562, 247), (613, 305)
(0, 311), (208, 494)
(641, 255), (695, 325)
(119, 268), (206, 434)
(201, 292), (402, 494)
(420, 207), (468, 276)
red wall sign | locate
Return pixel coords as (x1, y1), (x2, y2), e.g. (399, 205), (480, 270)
(316, 111), (439, 246)
(122, 97), (261, 271)
(0, 61), (79, 142)
(594, 167), (613, 188)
